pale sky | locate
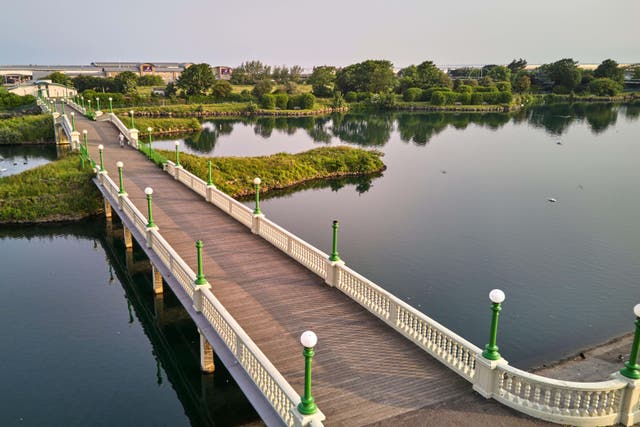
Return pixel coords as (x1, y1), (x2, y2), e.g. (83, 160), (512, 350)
(2, 0), (638, 68)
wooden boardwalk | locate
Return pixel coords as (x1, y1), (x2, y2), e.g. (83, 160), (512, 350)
(74, 112), (516, 426)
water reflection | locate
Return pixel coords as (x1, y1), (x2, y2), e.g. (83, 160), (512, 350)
(0, 219), (258, 427)
(153, 103), (638, 157)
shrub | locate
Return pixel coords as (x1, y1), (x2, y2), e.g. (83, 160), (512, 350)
(496, 82), (511, 92)
(0, 127), (21, 144)
(299, 93), (316, 109)
(588, 78), (622, 96)
(274, 93), (289, 109)
(344, 92), (358, 102)
(430, 91), (447, 105)
(403, 87), (423, 101)
(455, 84), (474, 94)
(261, 94), (276, 109)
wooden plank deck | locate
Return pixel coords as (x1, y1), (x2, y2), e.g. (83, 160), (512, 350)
(78, 113), (477, 426)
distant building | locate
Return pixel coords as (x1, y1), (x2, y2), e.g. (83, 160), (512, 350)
(0, 62), (193, 86)
(95, 62), (192, 82)
(212, 66), (233, 80)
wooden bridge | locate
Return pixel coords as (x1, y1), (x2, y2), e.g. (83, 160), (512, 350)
(43, 97), (640, 427)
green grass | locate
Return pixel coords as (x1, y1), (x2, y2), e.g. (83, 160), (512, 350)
(157, 146), (385, 197)
(0, 114), (54, 143)
(0, 154), (102, 223)
(117, 116), (202, 134)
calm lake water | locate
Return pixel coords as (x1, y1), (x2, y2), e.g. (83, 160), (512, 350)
(0, 220), (258, 427)
(155, 103), (640, 368)
(3, 103), (639, 426)
(0, 144), (60, 176)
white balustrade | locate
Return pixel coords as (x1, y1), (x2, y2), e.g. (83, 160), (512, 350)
(200, 289), (303, 426)
(494, 366), (628, 426)
(98, 132), (640, 427)
(95, 166), (317, 426)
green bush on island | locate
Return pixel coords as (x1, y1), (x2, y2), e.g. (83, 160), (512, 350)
(0, 115), (54, 143)
(117, 116), (201, 134)
(0, 154), (102, 223)
(156, 146), (385, 197)
(0, 89), (36, 110)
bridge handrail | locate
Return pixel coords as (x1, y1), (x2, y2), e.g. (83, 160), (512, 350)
(493, 364), (630, 425)
(199, 286), (303, 426)
(163, 160), (481, 380)
(95, 170), (318, 426)
(100, 113), (139, 149)
(159, 158), (640, 426)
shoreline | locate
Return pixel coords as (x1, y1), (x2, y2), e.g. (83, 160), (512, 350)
(533, 331), (635, 381)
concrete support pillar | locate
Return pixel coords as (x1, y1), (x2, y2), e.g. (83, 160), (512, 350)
(205, 185), (216, 203)
(251, 213), (264, 235)
(616, 373), (640, 426)
(123, 225), (133, 249)
(129, 128), (139, 148)
(152, 264), (164, 294)
(199, 330), (215, 373)
(472, 356), (508, 399)
(70, 130), (80, 150)
(325, 260), (345, 287)
(104, 198), (112, 218)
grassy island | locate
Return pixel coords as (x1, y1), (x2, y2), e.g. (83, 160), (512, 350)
(0, 147), (384, 224)
(157, 146), (385, 197)
(0, 154), (102, 224)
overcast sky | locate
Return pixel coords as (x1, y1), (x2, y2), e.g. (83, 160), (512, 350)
(2, 0), (638, 68)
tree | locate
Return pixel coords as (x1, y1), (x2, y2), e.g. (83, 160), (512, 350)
(289, 65), (303, 83)
(513, 73), (531, 93)
(43, 71), (71, 86)
(335, 60), (395, 94)
(138, 75), (164, 86)
(211, 80), (232, 100)
(487, 66), (511, 82)
(308, 66), (336, 97)
(230, 60), (271, 84)
(543, 58), (582, 92)
(415, 61), (452, 89)
(176, 63), (214, 96)
(252, 79), (273, 98)
(165, 82), (177, 97)
(594, 59), (624, 84)
(114, 71), (139, 95)
(588, 78), (622, 96)
(507, 58), (527, 73)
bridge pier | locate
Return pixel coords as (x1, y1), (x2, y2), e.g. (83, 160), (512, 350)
(199, 330), (215, 373)
(103, 198), (112, 219)
(151, 264), (164, 294)
(123, 226), (133, 249)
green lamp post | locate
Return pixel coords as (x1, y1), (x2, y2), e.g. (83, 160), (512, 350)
(82, 129), (88, 154)
(145, 187), (155, 228)
(207, 160), (213, 186)
(117, 161), (125, 194)
(174, 141), (180, 166)
(147, 127), (153, 159)
(108, 97), (113, 113)
(81, 96), (85, 109)
(70, 112), (75, 131)
(482, 289), (506, 361)
(98, 144), (104, 171)
(298, 331), (318, 415)
(95, 97), (100, 111)
(329, 220), (341, 262)
(620, 304), (640, 379)
(253, 177), (261, 215)
(195, 240), (207, 285)
(87, 99), (92, 114)
(61, 100), (65, 115)
(129, 110), (135, 129)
